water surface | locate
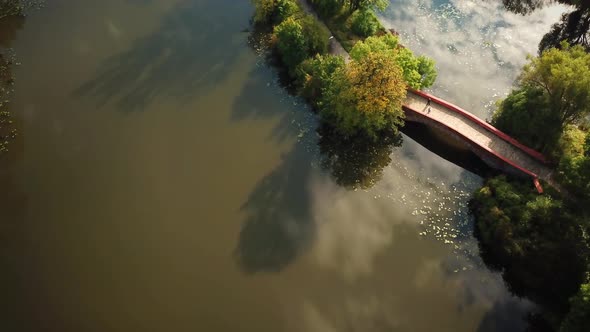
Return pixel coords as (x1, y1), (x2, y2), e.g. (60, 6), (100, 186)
(0, 0), (565, 331)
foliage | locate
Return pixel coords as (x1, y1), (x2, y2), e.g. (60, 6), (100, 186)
(557, 133), (590, 204)
(319, 52), (407, 139)
(251, 0), (300, 25)
(350, 9), (379, 37)
(560, 280), (590, 332)
(492, 43), (590, 158)
(252, 0), (277, 24)
(492, 86), (560, 154)
(273, 17), (309, 70)
(310, 0), (346, 18)
(300, 14), (330, 56)
(348, 0), (389, 12)
(350, 34), (437, 89)
(295, 54), (345, 108)
(519, 43), (590, 127)
(500, 0), (590, 52)
(470, 176), (590, 312)
(275, 0), (299, 23)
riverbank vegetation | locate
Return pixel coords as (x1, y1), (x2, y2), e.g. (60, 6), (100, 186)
(251, 0), (437, 140)
(471, 43), (590, 331)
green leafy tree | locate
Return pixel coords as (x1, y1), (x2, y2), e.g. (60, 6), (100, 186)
(350, 34), (437, 89)
(492, 43), (590, 158)
(251, 0), (299, 25)
(560, 280), (590, 332)
(558, 133), (590, 204)
(349, 0), (388, 12)
(492, 86), (561, 154)
(519, 43), (590, 127)
(295, 54), (345, 107)
(273, 17), (309, 71)
(320, 52), (407, 138)
(471, 176), (590, 312)
(350, 9), (380, 37)
(300, 14), (330, 56)
(310, 0), (346, 17)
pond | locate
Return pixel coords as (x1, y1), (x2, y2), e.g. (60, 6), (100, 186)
(0, 0), (566, 331)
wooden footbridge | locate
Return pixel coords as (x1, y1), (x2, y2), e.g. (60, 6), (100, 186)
(403, 90), (552, 192)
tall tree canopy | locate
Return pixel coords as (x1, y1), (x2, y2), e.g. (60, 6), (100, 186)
(320, 51), (407, 138)
(501, 0), (590, 52)
(492, 43), (590, 157)
(350, 34), (438, 89)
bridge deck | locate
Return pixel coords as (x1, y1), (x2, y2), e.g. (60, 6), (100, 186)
(404, 91), (554, 182)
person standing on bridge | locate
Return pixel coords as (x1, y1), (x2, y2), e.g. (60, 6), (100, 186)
(427, 98), (432, 106)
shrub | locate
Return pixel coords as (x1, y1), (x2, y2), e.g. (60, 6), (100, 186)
(350, 9), (379, 37)
(273, 17), (309, 71)
(300, 14), (330, 56)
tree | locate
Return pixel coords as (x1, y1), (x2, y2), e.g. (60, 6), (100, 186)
(300, 14), (330, 56)
(557, 133), (590, 204)
(350, 9), (380, 37)
(320, 52), (407, 138)
(500, 0), (590, 52)
(492, 43), (590, 158)
(310, 0), (346, 17)
(251, 0), (300, 25)
(492, 86), (561, 154)
(560, 281), (590, 332)
(273, 17), (309, 71)
(519, 43), (590, 127)
(350, 34), (437, 89)
(348, 0), (389, 12)
(470, 176), (590, 312)
(295, 54), (345, 107)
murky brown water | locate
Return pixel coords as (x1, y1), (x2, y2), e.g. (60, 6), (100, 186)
(0, 0), (564, 331)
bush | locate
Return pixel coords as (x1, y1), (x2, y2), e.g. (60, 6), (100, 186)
(350, 9), (379, 37)
(273, 17), (309, 71)
(300, 15), (330, 56)
(310, 0), (344, 18)
(470, 176), (590, 311)
(492, 86), (561, 155)
(275, 0), (299, 23)
(295, 54), (345, 107)
(252, 0), (299, 25)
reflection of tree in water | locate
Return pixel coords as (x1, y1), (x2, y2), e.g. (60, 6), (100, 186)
(501, 0), (590, 52)
(318, 124), (402, 190)
(235, 142), (315, 273)
(0, 15), (26, 154)
(75, 0), (250, 112)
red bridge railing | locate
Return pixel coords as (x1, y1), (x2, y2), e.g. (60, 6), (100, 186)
(409, 89), (550, 165)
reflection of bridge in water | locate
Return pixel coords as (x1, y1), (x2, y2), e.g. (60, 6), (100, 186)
(403, 90), (552, 193)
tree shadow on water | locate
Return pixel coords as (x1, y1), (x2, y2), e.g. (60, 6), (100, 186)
(317, 124), (403, 190)
(235, 141), (316, 273)
(74, 0), (251, 112)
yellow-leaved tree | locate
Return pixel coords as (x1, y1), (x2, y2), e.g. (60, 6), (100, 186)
(320, 52), (407, 139)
